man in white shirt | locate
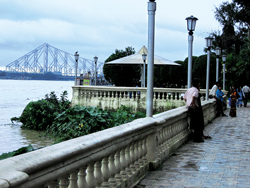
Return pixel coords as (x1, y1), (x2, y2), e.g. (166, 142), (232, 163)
(242, 85), (250, 107)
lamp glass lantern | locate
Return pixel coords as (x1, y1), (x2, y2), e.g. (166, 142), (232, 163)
(94, 56), (98, 64)
(142, 53), (147, 61)
(216, 47), (221, 56)
(185, 15), (198, 32)
(222, 54), (227, 62)
(74, 52), (79, 62)
(205, 36), (214, 47)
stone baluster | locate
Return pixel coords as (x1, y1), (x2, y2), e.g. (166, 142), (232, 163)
(138, 139), (144, 166)
(78, 167), (87, 188)
(115, 150), (121, 174)
(102, 156), (110, 183)
(68, 170), (79, 188)
(125, 145), (133, 176)
(142, 137), (148, 164)
(95, 160), (103, 187)
(134, 141), (141, 170)
(129, 142), (136, 173)
(114, 149), (123, 185)
(86, 162), (96, 188)
(108, 153), (117, 186)
(59, 175), (69, 188)
(119, 147), (128, 179)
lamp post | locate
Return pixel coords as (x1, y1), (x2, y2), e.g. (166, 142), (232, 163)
(142, 53), (147, 87)
(94, 56), (98, 86)
(222, 54), (227, 90)
(74, 51), (79, 86)
(215, 47), (221, 82)
(185, 15), (198, 88)
(146, 0), (156, 117)
(205, 36), (214, 100)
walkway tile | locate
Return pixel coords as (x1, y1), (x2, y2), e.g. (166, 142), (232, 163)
(136, 106), (250, 188)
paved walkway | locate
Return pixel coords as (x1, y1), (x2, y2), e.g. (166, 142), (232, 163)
(136, 106), (250, 188)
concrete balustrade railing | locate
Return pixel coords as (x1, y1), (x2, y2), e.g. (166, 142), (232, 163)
(0, 99), (217, 188)
(71, 86), (212, 113)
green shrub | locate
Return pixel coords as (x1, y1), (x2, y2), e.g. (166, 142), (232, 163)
(46, 105), (146, 142)
(11, 91), (71, 131)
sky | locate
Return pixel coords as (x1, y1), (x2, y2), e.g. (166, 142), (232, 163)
(0, 0), (231, 69)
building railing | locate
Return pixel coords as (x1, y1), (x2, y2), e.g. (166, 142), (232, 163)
(71, 86), (215, 113)
(0, 100), (217, 188)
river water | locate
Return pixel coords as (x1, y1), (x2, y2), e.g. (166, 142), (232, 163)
(0, 80), (74, 155)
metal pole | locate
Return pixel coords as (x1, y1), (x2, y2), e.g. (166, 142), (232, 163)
(187, 34), (193, 88)
(75, 60), (77, 85)
(140, 65), (143, 87)
(216, 57), (219, 82)
(146, 0), (156, 117)
(206, 48), (211, 100)
(144, 60), (146, 87)
(223, 63), (225, 90)
(95, 62), (97, 86)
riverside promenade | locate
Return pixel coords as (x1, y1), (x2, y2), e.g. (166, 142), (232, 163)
(135, 105), (250, 188)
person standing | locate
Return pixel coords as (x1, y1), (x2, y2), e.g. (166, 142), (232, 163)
(184, 78), (205, 143)
(229, 86), (237, 117)
(236, 86), (244, 107)
(216, 86), (227, 116)
(242, 85), (250, 107)
(209, 81), (223, 116)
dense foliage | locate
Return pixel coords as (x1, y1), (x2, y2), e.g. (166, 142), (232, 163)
(11, 91), (146, 142)
(103, 47), (141, 86)
(46, 105), (145, 142)
(11, 91), (71, 130)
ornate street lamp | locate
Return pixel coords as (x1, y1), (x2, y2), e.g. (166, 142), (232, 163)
(215, 47), (221, 82)
(146, 0), (156, 117)
(74, 51), (79, 86)
(142, 53), (147, 87)
(186, 15), (198, 88)
(205, 36), (214, 100)
(222, 53), (227, 90)
(94, 56), (98, 86)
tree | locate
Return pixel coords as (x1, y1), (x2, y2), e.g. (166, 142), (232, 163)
(103, 47), (141, 86)
(212, 0), (250, 88)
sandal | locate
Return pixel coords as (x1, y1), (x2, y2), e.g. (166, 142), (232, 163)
(202, 135), (212, 139)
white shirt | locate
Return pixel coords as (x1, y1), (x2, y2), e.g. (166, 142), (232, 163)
(243, 85), (250, 93)
(209, 84), (218, 96)
(184, 87), (199, 107)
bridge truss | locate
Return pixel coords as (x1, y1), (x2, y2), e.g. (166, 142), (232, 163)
(5, 43), (104, 76)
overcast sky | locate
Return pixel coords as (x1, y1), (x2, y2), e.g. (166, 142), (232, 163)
(0, 0), (231, 68)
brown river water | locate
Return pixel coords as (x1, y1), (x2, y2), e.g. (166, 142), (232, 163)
(0, 80), (74, 155)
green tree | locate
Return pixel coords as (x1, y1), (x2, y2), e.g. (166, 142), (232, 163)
(103, 47), (141, 86)
(212, 0), (250, 87)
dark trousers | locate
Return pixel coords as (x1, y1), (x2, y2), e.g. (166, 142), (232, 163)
(188, 107), (204, 141)
(243, 93), (249, 107)
(215, 97), (224, 115)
